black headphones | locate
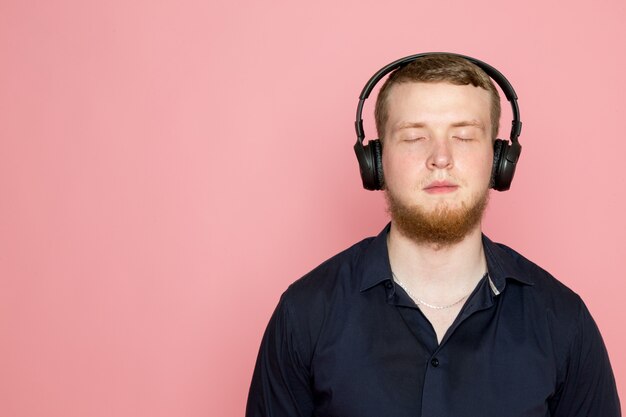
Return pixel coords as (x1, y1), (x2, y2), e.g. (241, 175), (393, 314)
(354, 52), (522, 191)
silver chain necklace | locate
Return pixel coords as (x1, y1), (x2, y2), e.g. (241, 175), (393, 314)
(392, 272), (472, 310)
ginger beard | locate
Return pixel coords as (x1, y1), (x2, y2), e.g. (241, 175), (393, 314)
(385, 185), (490, 247)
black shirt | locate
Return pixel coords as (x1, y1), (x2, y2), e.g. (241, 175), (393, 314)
(246, 224), (621, 417)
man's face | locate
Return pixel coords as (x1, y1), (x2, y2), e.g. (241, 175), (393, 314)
(381, 81), (494, 246)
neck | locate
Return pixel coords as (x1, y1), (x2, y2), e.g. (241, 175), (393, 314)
(387, 221), (487, 299)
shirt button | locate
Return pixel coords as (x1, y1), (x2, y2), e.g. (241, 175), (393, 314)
(431, 358), (440, 367)
(385, 282), (393, 289)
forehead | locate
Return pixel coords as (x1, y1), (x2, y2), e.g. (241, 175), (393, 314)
(385, 82), (491, 130)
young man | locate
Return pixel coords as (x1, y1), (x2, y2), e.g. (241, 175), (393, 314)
(246, 53), (621, 417)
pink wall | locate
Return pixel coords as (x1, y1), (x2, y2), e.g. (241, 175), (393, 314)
(1, 0), (624, 415)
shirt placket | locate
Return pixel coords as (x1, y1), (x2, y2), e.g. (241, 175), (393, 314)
(388, 276), (499, 417)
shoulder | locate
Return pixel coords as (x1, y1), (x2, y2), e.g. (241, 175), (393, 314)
(488, 239), (611, 377)
(271, 235), (379, 362)
(281, 235), (375, 308)
(490, 238), (583, 311)
(489, 239), (588, 344)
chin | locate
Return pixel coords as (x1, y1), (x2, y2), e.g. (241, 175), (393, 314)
(385, 188), (490, 246)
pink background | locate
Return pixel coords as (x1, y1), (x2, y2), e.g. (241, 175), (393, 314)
(1, 0), (624, 416)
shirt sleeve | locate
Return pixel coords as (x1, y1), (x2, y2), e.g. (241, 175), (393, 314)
(245, 293), (315, 417)
(549, 299), (621, 417)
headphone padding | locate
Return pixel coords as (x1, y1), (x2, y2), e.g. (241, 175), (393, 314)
(372, 140), (384, 189)
(491, 139), (504, 190)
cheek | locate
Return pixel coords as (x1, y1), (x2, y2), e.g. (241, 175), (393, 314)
(483, 146), (495, 170)
(454, 149), (494, 182)
(381, 149), (418, 185)
(474, 150), (496, 182)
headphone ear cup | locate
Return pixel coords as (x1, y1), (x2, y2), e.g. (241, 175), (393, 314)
(491, 139), (521, 191)
(355, 139), (383, 190)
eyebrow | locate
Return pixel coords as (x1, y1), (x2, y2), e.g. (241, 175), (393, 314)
(395, 120), (485, 130)
(451, 120), (485, 129)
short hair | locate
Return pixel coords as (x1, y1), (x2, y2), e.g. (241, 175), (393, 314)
(374, 54), (501, 142)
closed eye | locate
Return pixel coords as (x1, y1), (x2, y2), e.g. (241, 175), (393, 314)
(404, 137), (426, 142)
(454, 136), (474, 142)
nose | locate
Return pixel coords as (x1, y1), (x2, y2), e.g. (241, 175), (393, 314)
(426, 138), (453, 170)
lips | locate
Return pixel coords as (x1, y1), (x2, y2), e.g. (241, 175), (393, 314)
(425, 180), (457, 189)
(424, 180), (459, 194)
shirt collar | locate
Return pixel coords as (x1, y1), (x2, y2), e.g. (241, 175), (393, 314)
(481, 233), (535, 292)
(359, 223), (534, 294)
